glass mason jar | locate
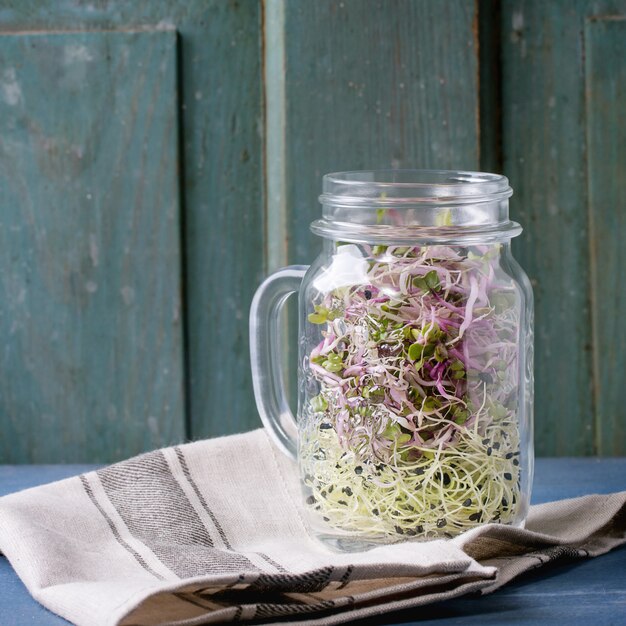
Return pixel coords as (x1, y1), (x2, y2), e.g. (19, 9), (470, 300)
(250, 170), (533, 550)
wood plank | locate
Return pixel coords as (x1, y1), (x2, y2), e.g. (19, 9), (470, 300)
(0, 2), (266, 445)
(0, 30), (185, 462)
(179, 2), (265, 439)
(501, 3), (595, 455)
(585, 16), (626, 455)
(270, 0), (481, 266)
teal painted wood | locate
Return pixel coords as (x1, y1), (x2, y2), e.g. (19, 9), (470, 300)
(0, 30), (185, 463)
(267, 0), (481, 267)
(179, 2), (264, 440)
(585, 16), (626, 455)
(501, 2), (594, 456)
(501, 1), (626, 455)
(0, 2), (265, 449)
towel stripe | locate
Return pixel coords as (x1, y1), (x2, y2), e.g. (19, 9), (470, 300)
(80, 475), (165, 580)
(97, 450), (257, 578)
(174, 446), (233, 549)
(172, 447), (291, 574)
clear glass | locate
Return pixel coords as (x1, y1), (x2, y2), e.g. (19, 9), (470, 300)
(250, 170), (534, 550)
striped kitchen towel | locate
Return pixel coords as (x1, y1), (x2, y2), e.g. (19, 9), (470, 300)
(0, 429), (625, 626)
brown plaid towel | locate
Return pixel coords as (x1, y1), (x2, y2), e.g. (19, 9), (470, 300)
(0, 429), (625, 625)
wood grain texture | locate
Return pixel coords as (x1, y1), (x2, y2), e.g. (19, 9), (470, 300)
(585, 16), (626, 455)
(0, 30), (184, 463)
(501, 2), (594, 455)
(268, 0), (479, 263)
(268, 0), (480, 266)
(502, 1), (626, 455)
(0, 1), (265, 453)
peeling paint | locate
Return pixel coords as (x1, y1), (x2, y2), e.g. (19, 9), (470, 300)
(64, 44), (94, 64)
(121, 286), (135, 305)
(1, 68), (23, 106)
(89, 234), (99, 268)
(147, 415), (159, 435)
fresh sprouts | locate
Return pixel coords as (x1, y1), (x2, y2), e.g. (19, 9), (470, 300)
(302, 243), (521, 540)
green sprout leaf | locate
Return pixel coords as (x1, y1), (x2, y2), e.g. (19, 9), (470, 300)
(413, 270), (440, 292)
(424, 270), (440, 291)
(308, 313), (327, 324)
(310, 394), (328, 412)
(322, 352), (344, 373)
(434, 343), (448, 362)
(408, 342), (424, 361)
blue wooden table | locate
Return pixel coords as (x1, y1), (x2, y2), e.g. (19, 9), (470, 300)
(1, 459), (625, 625)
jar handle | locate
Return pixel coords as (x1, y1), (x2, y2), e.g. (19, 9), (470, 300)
(249, 265), (308, 459)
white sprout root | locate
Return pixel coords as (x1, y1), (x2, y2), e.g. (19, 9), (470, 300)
(302, 244), (523, 540)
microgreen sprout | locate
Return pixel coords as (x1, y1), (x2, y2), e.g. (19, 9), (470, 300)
(302, 243), (521, 540)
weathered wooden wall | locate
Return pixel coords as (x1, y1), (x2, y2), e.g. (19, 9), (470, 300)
(0, 1), (264, 461)
(502, 0), (626, 455)
(0, 0), (624, 461)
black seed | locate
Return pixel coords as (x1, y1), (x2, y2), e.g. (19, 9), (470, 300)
(502, 498), (508, 508)
(487, 447), (493, 456)
(436, 519), (447, 528)
(463, 498), (472, 507)
(469, 513), (481, 522)
(355, 466), (363, 475)
(442, 473), (451, 486)
(372, 508), (379, 516)
(504, 472), (512, 480)
(321, 490), (327, 497)
(430, 504), (436, 510)
(323, 516), (330, 522)
(505, 453), (513, 459)
(482, 438), (490, 445)
(493, 442), (501, 450)
(395, 525), (405, 534)
(338, 499), (348, 506)
(416, 525), (424, 534)
(320, 423), (332, 430)
(513, 459), (520, 466)
(343, 486), (353, 496)
(364, 290), (372, 300)
(406, 529), (417, 536)
(411, 467), (425, 475)
(328, 485), (334, 493)
(407, 504), (415, 512)
(306, 495), (315, 505)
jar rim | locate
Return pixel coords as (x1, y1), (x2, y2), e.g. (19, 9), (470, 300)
(313, 169), (520, 243)
(320, 169), (513, 208)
